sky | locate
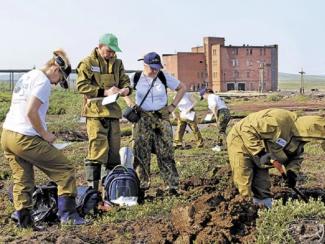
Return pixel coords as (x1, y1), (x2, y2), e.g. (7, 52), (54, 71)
(0, 0), (325, 75)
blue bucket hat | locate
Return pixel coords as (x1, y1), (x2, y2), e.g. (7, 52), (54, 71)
(138, 52), (163, 70)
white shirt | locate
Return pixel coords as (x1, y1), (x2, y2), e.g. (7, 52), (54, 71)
(3, 69), (51, 136)
(207, 94), (227, 112)
(177, 93), (195, 113)
(130, 71), (180, 111)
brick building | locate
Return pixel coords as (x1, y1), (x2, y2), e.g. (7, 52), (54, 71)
(162, 37), (278, 92)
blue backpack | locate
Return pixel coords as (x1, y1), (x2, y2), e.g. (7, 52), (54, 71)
(103, 165), (140, 205)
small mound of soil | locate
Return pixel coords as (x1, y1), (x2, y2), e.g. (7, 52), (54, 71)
(56, 130), (88, 141)
(288, 218), (325, 244)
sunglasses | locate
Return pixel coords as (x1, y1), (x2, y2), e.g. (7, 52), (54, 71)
(53, 53), (70, 88)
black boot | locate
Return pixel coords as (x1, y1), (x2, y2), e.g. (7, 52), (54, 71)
(58, 196), (86, 225)
(16, 208), (33, 228)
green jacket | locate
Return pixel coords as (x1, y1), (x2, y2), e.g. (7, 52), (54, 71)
(230, 109), (301, 172)
(76, 48), (131, 118)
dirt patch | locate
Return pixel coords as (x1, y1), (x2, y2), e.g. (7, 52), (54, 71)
(55, 130), (88, 142)
(288, 218), (325, 244)
(230, 100), (325, 114)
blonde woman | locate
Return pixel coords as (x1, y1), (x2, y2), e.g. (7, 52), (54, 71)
(1, 49), (85, 228)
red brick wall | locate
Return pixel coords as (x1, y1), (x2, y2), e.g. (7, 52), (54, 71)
(162, 37), (278, 92)
(163, 53), (206, 90)
(219, 46), (277, 92)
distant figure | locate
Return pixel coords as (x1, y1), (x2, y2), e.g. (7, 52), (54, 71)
(227, 108), (325, 208)
(1, 50), (85, 228)
(125, 52), (187, 194)
(76, 33), (131, 191)
(174, 92), (203, 149)
(200, 88), (231, 151)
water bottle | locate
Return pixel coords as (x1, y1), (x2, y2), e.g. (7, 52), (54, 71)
(119, 147), (134, 169)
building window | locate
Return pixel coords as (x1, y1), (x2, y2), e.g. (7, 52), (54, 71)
(201, 72), (205, 78)
(232, 59), (239, 67)
(197, 72), (200, 79)
(232, 48), (238, 55)
(260, 48), (263, 56)
(212, 49), (217, 55)
(250, 49), (253, 55)
(227, 83), (235, 91)
(238, 83), (246, 91)
(246, 71), (250, 78)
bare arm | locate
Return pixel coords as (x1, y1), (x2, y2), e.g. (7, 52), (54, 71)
(123, 96), (135, 107)
(26, 96), (56, 143)
(167, 82), (187, 113)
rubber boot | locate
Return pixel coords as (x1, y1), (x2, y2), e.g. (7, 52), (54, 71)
(16, 208), (33, 228)
(57, 196), (86, 225)
(15, 208), (44, 231)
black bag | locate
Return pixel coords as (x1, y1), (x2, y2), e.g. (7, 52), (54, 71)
(75, 186), (101, 217)
(122, 106), (141, 123)
(9, 181), (59, 224)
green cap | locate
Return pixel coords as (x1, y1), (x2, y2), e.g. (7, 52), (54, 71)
(99, 33), (122, 52)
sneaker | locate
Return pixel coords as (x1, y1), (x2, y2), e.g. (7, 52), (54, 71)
(212, 145), (222, 152)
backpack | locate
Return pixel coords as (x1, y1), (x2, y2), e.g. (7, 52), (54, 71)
(9, 182), (59, 224)
(103, 165), (140, 206)
(133, 71), (167, 92)
(75, 186), (102, 217)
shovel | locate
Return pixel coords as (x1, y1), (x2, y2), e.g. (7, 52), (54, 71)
(272, 160), (309, 203)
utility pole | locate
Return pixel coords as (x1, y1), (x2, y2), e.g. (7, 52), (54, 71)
(299, 68), (305, 94)
(259, 63), (264, 93)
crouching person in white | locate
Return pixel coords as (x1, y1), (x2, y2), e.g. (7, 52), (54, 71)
(1, 50), (85, 228)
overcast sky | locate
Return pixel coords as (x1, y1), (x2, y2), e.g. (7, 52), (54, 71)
(0, 0), (324, 75)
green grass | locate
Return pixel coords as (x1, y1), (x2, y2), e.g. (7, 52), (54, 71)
(256, 199), (325, 243)
(279, 80), (325, 91)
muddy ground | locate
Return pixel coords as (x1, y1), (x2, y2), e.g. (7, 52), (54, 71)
(1, 97), (325, 243)
(2, 163), (325, 243)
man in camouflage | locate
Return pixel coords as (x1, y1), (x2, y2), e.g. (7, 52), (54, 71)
(200, 88), (231, 151)
(126, 52), (187, 194)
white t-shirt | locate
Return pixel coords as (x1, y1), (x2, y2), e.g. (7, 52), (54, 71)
(207, 94), (227, 112)
(177, 93), (195, 113)
(3, 69), (51, 136)
(130, 71), (180, 111)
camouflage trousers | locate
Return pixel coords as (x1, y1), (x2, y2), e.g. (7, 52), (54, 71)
(216, 108), (231, 146)
(133, 112), (179, 189)
(174, 116), (203, 147)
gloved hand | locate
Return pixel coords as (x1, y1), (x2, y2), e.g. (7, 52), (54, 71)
(260, 153), (272, 165)
(285, 170), (297, 188)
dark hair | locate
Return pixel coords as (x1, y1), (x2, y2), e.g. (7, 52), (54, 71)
(206, 89), (214, 94)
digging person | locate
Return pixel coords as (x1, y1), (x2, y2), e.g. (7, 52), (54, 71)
(76, 33), (131, 191)
(200, 88), (231, 152)
(1, 50), (86, 227)
(173, 92), (204, 149)
(226, 108), (325, 208)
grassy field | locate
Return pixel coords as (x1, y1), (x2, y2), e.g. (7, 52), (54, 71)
(0, 88), (324, 242)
